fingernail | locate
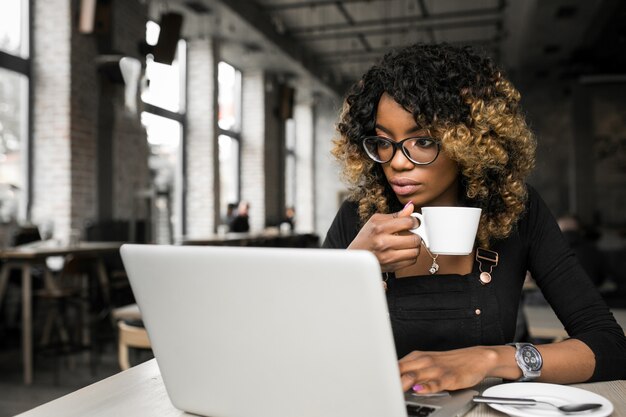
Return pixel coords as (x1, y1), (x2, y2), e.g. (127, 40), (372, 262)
(412, 384), (424, 392)
(404, 200), (413, 209)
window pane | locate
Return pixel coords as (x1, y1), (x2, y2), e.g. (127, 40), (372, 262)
(142, 37), (184, 112)
(218, 62), (242, 132)
(141, 112), (182, 243)
(218, 134), (239, 221)
(0, 0), (29, 57)
(0, 67), (28, 222)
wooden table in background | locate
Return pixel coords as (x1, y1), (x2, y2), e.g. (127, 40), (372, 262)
(181, 231), (319, 247)
(0, 241), (123, 385)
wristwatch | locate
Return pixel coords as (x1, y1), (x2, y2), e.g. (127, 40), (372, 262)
(508, 342), (542, 381)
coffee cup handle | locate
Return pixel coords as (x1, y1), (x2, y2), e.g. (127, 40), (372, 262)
(409, 212), (429, 247)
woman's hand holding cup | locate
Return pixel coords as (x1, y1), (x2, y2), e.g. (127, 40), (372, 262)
(348, 202), (422, 272)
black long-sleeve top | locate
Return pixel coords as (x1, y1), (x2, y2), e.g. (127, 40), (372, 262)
(323, 185), (626, 381)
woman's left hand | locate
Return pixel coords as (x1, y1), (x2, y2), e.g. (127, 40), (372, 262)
(398, 347), (499, 393)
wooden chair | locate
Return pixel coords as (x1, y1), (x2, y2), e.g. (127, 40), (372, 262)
(35, 255), (90, 352)
(112, 303), (151, 370)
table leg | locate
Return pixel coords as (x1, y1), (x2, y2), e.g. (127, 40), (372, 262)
(95, 258), (111, 308)
(0, 262), (12, 311)
(22, 263), (32, 385)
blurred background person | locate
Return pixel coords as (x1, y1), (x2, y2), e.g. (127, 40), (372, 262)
(229, 201), (250, 233)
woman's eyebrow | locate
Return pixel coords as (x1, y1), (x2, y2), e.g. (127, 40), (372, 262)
(374, 124), (427, 136)
(374, 124), (393, 135)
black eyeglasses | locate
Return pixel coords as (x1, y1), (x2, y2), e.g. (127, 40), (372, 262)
(362, 136), (441, 165)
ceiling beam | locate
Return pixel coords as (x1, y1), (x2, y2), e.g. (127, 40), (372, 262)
(215, 0), (342, 95)
(289, 7), (501, 35)
(297, 17), (501, 41)
(263, 0), (382, 11)
(319, 39), (499, 61)
(334, 1), (372, 51)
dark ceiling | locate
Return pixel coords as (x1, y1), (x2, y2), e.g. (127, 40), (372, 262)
(169, 0), (626, 95)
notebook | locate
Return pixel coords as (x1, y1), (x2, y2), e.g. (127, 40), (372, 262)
(120, 244), (476, 417)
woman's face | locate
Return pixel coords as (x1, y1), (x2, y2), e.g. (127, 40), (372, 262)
(375, 93), (460, 207)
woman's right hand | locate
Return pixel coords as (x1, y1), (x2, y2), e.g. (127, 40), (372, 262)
(348, 202), (422, 272)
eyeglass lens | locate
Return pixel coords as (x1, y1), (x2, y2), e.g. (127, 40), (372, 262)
(363, 136), (439, 164)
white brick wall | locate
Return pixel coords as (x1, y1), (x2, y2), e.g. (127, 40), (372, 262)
(241, 71), (266, 232)
(293, 100), (314, 232)
(32, 0), (150, 241)
(32, 0), (72, 239)
(69, 2), (98, 235)
(185, 38), (216, 237)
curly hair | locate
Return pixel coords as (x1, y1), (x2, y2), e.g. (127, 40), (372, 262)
(333, 43), (536, 248)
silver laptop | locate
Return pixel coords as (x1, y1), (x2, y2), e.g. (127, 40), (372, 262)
(120, 244), (476, 417)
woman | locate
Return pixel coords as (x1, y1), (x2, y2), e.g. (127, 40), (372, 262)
(323, 43), (626, 393)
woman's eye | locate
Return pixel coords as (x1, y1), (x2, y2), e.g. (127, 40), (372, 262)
(377, 139), (392, 148)
(414, 138), (435, 147)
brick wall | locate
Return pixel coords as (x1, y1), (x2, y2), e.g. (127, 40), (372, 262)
(32, 0), (73, 239)
(241, 70), (265, 232)
(110, 0), (150, 222)
(185, 38), (216, 237)
(69, 0), (99, 235)
(293, 100), (314, 232)
(32, 0), (149, 241)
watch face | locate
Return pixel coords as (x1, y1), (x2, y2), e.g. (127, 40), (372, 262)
(519, 345), (542, 371)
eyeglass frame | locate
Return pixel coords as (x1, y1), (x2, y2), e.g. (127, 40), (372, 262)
(361, 135), (442, 165)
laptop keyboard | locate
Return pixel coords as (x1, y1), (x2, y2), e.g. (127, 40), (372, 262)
(406, 404), (437, 416)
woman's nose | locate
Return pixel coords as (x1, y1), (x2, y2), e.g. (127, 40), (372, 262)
(389, 147), (414, 170)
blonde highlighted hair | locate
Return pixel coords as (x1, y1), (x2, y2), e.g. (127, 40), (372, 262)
(333, 43), (536, 248)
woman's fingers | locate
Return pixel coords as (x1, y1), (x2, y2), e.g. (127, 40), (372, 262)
(390, 202), (419, 233)
(367, 215), (417, 237)
(349, 203), (421, 271)
(378, 246), (420, 265)
(398, 348), (489, 393)
(371, 233), (421, 253)
(401, 368), (449, 393)
(399, 353), (446, 392)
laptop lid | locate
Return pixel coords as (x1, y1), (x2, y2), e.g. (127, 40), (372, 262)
(120, 244), (476, 417)
(120, 244), (407, 417)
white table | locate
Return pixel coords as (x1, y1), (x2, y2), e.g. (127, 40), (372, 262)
(16, 359), (626, 417)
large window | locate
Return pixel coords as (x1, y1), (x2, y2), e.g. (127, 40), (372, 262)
(0, 0), (29, 224)
(217, 61), (242, 223)
(0, 0), (29, 57)
(141, 21), (186, 243)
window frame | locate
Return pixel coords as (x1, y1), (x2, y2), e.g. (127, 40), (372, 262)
(141, 33), (188, 240)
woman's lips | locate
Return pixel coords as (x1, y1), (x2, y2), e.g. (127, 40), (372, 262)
(389, 179), (422, 196)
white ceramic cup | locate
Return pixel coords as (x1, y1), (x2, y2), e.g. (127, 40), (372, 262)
(410, 207), (482, 255)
